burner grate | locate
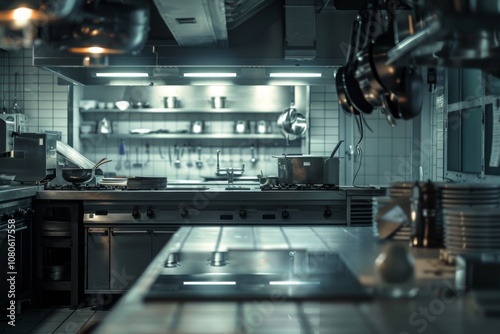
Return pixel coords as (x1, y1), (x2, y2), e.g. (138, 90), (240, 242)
(261, 184), (339, 191)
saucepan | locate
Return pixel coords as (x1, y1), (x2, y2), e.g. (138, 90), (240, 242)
(62, 158), (112, 184)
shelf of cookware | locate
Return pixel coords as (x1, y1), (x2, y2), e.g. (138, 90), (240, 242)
(79, 108), (283, 114)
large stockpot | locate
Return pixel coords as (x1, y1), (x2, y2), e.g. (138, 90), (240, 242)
(273, 141), (344, 185)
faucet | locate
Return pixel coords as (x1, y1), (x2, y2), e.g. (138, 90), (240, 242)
(216, 150), (245, 187)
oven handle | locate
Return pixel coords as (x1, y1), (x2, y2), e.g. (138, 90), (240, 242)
(152, 230), (175, 235)
(111, 230), (150, 235)
(88, 228), (109, 236)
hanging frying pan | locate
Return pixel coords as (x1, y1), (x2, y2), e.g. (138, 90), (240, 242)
(336, 16), (373, 115)
(395, 66), (424, 120)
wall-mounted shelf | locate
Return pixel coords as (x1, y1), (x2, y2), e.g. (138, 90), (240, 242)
(80, 133), (285, 140)
(80, 108), (282, 114)
(79, 133), (301, 146)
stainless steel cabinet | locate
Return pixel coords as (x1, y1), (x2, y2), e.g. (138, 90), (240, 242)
(85, 225), (179, 293)
(86, 228), (109, 290)
(109, 228), (151, 291)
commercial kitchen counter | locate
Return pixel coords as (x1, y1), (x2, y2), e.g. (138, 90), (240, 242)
(93, 226), (500, 334)
(0, 185), (41, 203)
(36, 186), (349, 201)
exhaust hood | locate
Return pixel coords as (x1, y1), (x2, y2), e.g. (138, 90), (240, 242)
(32, 0), (358, 86)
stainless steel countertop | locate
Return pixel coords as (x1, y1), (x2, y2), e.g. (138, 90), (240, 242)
(0, 185), (41, 203)
(36, 187), (348, 201)
(93, 226), (498, 334)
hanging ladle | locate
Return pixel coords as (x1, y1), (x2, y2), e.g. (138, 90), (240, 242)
(12, 72), (21, 114)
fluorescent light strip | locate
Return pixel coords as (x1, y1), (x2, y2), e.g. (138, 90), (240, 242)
(269, 281), (321, 285)
(183, 281), (237, 286)
(269, 73), (322, 78)
(95, 72), (149, 78)
(183, 73), (237, 78)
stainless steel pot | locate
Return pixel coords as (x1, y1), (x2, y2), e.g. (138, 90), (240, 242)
(273, 141), (344, 185)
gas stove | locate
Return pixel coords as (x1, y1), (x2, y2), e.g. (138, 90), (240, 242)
(45, 184), (126, 191)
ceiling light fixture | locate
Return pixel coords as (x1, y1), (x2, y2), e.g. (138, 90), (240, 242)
(95, 72), (149, 78)
(183, 281), (237, 286)
(269, 72), (322, 78)
(183, 72), (237, 78)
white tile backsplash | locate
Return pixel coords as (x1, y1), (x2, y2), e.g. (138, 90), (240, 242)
(1, 48), (68, 140)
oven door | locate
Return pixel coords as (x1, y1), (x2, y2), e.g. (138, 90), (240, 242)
(0, 215), (32, 308)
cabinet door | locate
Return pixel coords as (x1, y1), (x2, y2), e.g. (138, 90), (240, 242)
(151, 227), (179, 258)
(86, 228), (109, 291)
(110, 228), (151, 291)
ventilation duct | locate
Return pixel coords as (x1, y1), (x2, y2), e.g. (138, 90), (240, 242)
(152, 0), (228, 47)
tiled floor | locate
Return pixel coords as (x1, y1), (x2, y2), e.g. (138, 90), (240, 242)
(1, 306), (109, 334)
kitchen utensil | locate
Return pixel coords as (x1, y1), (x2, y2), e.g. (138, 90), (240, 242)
(174, 145), (181, 168)
(164, 96), (177, 108)
(79, 100), (97, 111)
(196, 146), (203, 169)
(187, 146), (193, 168)
(79, 123), (94, 134)
(168, 146), (172, 165)
(98, 117), (112, 134)
(234, 120), (249, 134)
(250, 144), (258, 166)
(210, 96), (226, 109)
(124, 147), (131, 169)
(115, 101), (130, 111)
(133, 147), (142, 168)
(12, 73), (21, 114)
(145, 143), (150, 166)
(256, 120), (268, 134)
(1, 69), (7, 114)
(130, 128), (151, 134)
(277, 103), (307, 139)
(158, 146), (164, 159)
(116, 139), (126, 171)
(62, 158), (112, 184)
(191, 121), (204, 134)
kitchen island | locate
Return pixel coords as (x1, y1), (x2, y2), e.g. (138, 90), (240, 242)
(91, 226), (500, 334)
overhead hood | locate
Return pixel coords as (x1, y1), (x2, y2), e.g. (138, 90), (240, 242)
(32, 0), (360, 86)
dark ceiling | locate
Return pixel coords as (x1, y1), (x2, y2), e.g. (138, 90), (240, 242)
(33, 0), (367, 85)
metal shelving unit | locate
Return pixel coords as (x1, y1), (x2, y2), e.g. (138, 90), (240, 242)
(80, 108), (282, 114)
(80, 133), (285, 140)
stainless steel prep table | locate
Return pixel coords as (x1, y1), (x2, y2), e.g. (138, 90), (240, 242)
(93, 226), (499, 334)
(0, 185), (40, 203)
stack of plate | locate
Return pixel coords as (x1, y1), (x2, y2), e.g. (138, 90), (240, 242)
(127, 177), (167, 190)
(100, 177), (128, 187)
(372, 196), (412, 240)
(443, 209), (500, 261)
(372, 196), (392, 238)
(388, 182), (415, 199)
(440, 183), (500, 209)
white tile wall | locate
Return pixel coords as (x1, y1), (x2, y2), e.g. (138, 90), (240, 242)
(309, 85), (340, 155)
(309, 85), (415, 186)
(1, 48), (69, 142)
